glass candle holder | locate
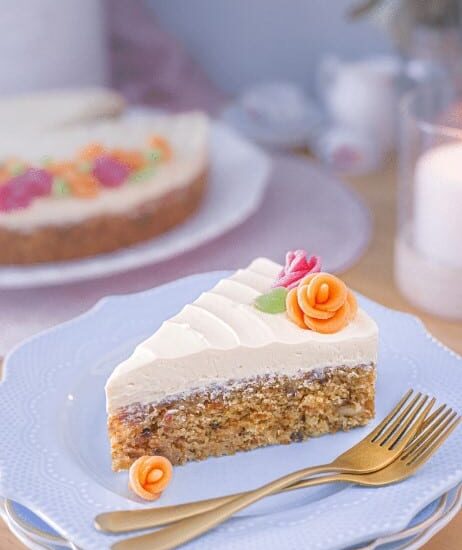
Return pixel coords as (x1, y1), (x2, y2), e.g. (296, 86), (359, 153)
(395, 83), (462, 320)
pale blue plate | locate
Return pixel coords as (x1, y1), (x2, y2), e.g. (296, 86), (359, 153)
(0, 272), (461, 550)
(6, 485), (462, 550)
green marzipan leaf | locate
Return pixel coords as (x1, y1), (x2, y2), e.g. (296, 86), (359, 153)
(254, 287), (288, 314)
(10, 163), (26, 176)
(76, 160), (92, 174)
(130, 166), (156, 183)
(144, 149), (161, 163)
(52, 177), (70, 196)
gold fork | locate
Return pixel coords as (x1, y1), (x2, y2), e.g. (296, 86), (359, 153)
(97, 389), (430, 534)
(98, 397), (445, 534)
(111, 405), (460, 550)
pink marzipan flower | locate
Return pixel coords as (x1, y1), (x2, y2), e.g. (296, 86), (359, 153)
(272, 250), (322, 289)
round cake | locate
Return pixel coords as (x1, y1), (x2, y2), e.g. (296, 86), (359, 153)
(0, 112), (208, 264)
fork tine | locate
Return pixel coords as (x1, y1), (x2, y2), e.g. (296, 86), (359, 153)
(372, 392), (422, 444)
(407, 415), (461, 467)
(373, 392), (425, 445)
(368, 389), (414, 441)
(404, 411), (456, 463)
(388, 397), (435, 450)
(401, 408), (453, 460)
(419, 404), (447, 432)
(406, 411), (457, 459)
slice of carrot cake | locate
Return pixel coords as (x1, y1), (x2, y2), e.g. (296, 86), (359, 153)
(106, 251), (378, 470)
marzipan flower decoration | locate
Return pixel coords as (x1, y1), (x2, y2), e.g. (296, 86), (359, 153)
(286, 272), (358, 334)
(0, 136), (173, 212)
(272, 249), (321, 289)
(129, 455), (173, 501)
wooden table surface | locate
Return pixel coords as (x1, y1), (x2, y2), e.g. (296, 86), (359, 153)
(0, 159), (460, 549)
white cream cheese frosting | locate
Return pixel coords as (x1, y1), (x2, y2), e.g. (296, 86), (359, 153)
(106, 258), (379, 414)
(0, 112), (208, 232)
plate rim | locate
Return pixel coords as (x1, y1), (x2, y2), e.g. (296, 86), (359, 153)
(0, 271), (461, 550)
(3, 484), (462, 550)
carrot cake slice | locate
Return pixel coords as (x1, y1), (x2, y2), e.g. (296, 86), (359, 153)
(106, 251), (378, 470)
(0, 112), (208, 264)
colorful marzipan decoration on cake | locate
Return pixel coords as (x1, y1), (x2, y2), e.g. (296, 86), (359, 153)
(286, 272), (358, 333)
(0, 135), (172, 212)
(255, 249), (358, 334)
(273, 249), (322, 289)
(128, 455), (173, 501)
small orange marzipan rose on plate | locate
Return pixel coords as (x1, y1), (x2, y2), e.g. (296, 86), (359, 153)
(129, 455), (173, 501)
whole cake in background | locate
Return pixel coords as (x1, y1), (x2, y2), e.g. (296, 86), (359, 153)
(0, 112), (209, 264)
(106, 251), (378, 471)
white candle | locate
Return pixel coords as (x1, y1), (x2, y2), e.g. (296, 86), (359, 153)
(414, 142), (462, 269)
(395, 234), (462, 319)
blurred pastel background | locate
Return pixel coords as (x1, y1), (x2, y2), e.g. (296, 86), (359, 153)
(0, 2), (461, 546)
(0, 1), (390, 94)
(0, 0), (460, 370)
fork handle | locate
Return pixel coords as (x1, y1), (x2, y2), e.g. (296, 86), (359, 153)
(111, 469), (343, 550)
(99, 463), (335, 534)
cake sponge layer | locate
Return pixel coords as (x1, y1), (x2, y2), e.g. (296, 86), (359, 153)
(108, 363), (376, 470)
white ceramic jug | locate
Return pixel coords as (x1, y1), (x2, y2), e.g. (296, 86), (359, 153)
(319, 55), (402, 152)
(0, 0), (107, 94)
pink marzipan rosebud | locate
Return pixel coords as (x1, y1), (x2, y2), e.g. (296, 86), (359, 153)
(272, 250), (322, 289)
(92, 155), (130, 188)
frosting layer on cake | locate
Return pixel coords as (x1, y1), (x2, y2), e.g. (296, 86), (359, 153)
(106, 258), (378, 414)
(0, 112), (208, 231)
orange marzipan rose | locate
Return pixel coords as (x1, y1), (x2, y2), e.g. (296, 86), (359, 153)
(110, 149), (146, 170)
(77, 142), (106, 161)
(48, 161), (75, 177)
(64, 171), (100, 198)
(128, 455), (173, 501)
(286, 272), (358, 334)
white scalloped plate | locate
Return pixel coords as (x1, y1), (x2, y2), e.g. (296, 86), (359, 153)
(3, 485), (462, 550)
(0, 272), (461, 550)
(0, 123), (270, 288)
